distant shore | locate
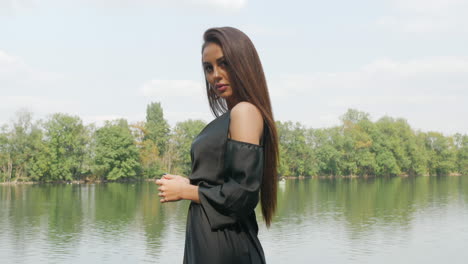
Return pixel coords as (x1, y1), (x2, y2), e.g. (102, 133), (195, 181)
(280, 172), (462, 180)
(1, 173), (464, 185)
(0, 178), (156, 185)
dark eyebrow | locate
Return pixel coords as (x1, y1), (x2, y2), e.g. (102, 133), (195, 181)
(203, 56), (225, 65)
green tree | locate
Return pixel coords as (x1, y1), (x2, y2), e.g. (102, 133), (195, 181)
(312, 128), (342, 176)
(423, 132), (457, 176)
(1, 110), (45, 182)
(145, 102), (170, 156)
(303, 128), (320, 176)
(170, 119), (206, 176)
(2, 105), (465, 182)
(0, 125), (12, 182)
(131, 121), (163, 178)
(339, 110), (375, 176)
(454, 133), (468, 175)
(340, 108), (370, 124)
(277, 121), (319, 177)
(38, 113), (89, 181)
(93, 119), (141, 180)
(353, 119), (378, 176)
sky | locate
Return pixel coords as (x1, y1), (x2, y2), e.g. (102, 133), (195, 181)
(1, 0), (467, 135)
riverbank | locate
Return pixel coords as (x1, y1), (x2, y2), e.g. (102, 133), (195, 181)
(0, 178), (157, 185)
(280, 172), (463, 180)
(2, 173), (463, 185)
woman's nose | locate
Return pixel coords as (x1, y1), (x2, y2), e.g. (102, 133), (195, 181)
(213, 67), (221, 79)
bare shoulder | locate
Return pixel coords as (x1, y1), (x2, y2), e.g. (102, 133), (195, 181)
(229, 102), (264, 145)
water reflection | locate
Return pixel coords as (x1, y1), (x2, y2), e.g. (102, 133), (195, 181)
(261, 176), (468, 263)
(1, 176), (467, 263)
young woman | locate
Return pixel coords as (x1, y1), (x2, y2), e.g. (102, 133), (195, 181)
(156, 26), (279, 264)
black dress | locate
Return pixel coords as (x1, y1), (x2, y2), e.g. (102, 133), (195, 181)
(183, 109), (266, 264)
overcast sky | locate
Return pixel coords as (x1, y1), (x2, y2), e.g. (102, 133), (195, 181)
(1, 0), (467, 135)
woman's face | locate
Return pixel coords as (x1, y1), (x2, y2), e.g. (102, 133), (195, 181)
(202, 42), (233, 99)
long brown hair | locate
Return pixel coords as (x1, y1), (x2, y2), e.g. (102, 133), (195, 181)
(201, 26), (279, 227)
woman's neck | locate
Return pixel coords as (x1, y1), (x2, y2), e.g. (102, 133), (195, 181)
(226, 97), (240, 110)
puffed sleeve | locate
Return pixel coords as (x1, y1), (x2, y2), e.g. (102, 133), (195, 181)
(197, 138), (264, 230)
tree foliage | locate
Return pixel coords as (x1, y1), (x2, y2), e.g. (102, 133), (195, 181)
(276, 108), (465, 177)
(145, 102), (170, 156)
(170, 119), (207, 176)
(93, 119), (141, 180)
(0, 106), (466, 182)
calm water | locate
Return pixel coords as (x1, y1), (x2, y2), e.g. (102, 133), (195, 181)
(1, 176), (468, 264)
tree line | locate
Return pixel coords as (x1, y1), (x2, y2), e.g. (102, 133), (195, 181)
(0, 104), (466, 183)
(277, 109), (467, 177)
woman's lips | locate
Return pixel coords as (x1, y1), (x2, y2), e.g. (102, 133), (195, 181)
(217, 84), (228, 92)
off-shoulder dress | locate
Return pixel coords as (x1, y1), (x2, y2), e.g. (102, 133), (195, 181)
(183, 109), (266, 264)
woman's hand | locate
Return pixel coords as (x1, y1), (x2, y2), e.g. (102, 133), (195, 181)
(155, 174), (190, 203)
(162, 174), (190, 184)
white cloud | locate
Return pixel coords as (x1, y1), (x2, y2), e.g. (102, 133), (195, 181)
(0, 96), (81, 127)
(89, 0), (247, 9)
(392, 0), (466, 14)
(241, 24), (299, 37)
(377, 0), (468, 33)
(329, 95), (460, 107)
(0, 0), (36, 10)
(0, 49), (62, 88)
(0, 96), (77, 110)
(0, 0), (248, 11)
(362, 57), (468, 74)
(82, 111), (214, 128)
(164, 110), (213, 126)
(141, 79), (205, 97)
(271, 56), (468, 98)
(268, 56), (468, 134)
(377, 16), (463, 33)
(0, 50), (34, 79)
(81, 110), (214, 129)
(190, 0), (247, 10)
(81, 113), (146, 126)
(139, 79), (216, 127)
(0, 50), (73, 125)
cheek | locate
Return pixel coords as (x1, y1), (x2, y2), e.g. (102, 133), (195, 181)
(222, 70), (230, 81)
(205, 75), (214, 85)
(227, 85), (234, 95)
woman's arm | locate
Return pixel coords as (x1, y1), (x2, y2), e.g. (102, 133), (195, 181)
(181, 184), (200, 203)
(195, 102), (265, 229)
(156, 174), (200, 203)
(156, 102), (263, 210)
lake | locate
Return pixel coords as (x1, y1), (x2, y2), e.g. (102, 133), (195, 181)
(1, 176), (467, 263)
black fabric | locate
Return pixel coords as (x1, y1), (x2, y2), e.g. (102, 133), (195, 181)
(184, 109), (266, 264)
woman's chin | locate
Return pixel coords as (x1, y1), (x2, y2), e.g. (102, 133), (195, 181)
(219, 91), (233, 99)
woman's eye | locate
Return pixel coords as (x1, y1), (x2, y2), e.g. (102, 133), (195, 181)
(220, 61), (227, 67)
(205, 66), (213, 72)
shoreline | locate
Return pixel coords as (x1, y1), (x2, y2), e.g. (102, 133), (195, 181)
(1, 173), (464, 185)
(0, 178), (158, 186)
